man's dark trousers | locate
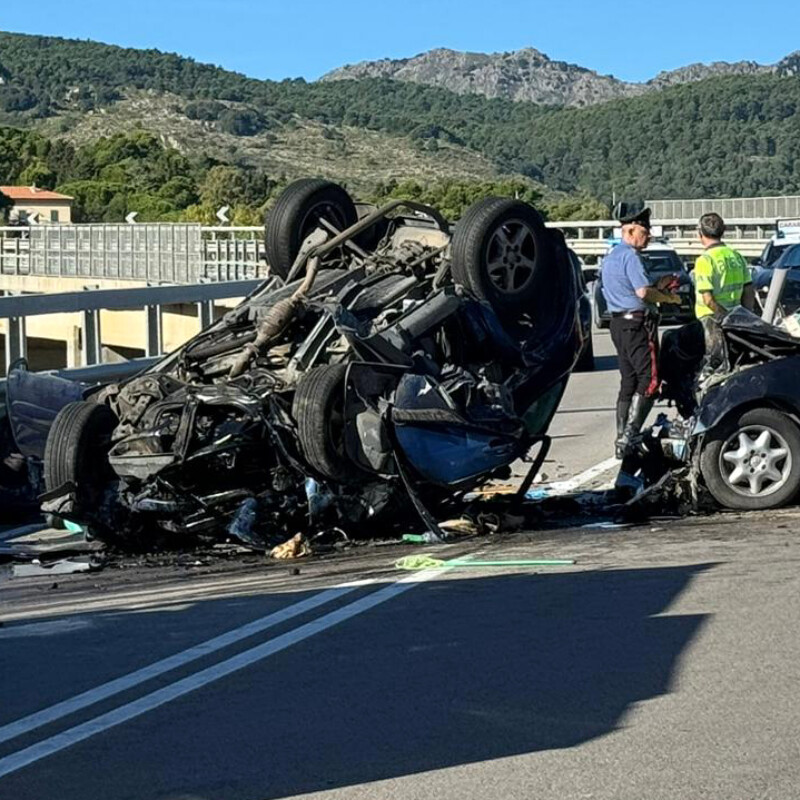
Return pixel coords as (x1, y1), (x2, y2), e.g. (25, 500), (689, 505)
(610, 310), (660, 458)
(610, 311), (660, 403)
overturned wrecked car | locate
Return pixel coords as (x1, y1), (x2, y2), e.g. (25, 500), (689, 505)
(39, 179), (585, 548)
(623, 262), (800, 511)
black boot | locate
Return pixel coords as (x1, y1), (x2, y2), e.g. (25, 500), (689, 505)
(614, 399), (631, 459)
(619, 393), (654, 455)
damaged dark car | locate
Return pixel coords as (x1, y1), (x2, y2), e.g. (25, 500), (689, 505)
(39, 179), (585, 549)
(622, 259), (800, 512)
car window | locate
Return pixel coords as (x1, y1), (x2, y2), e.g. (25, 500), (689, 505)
(763, 242), (793, 267)
(641, 252), (684, 274)
(774, 243), (800, 270)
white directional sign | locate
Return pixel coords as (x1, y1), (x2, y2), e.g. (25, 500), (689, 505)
(26, 211), (40, 225)
(126, 211), (138, 224)
(216, 205), (230, 225)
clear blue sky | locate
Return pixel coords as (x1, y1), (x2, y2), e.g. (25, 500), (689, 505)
(2, 0), (797, 83)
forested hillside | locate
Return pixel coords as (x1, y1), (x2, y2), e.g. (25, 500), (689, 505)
(1, 32), (800, 221)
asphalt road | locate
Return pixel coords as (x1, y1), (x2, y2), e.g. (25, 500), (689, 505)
(2, 328), (800, 800)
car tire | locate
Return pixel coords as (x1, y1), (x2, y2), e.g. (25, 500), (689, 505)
(44, 400), (119, 510)
(451, 197), (552, 316)
(700, 407), (800, 510)
(264, 179), (358, 281)
(575, 336), (595, 372)
(292, 364), (367, 484)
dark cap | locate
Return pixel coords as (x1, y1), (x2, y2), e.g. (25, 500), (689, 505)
(613, 200), (651, 230)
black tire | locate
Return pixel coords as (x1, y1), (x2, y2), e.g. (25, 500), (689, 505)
(264, 179), (357, 280)
(44, 401), (119, 511)
(700, 407), (800, 510)
(575, 336), (595, 372)
(292, 364), (366, 484)
(451, 197), (551, 316)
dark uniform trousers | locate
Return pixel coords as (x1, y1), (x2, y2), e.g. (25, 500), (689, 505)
(609, 311), (660, 403)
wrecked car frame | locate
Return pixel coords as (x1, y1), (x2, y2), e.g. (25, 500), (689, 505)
(623, 260), (800, 511)
(38, 179), (583, 549)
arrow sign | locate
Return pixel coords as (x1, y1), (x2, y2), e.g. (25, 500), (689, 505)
(26, 211), (40, 225)
(126, 211), (138, 224)
(216, 205), (230, 225)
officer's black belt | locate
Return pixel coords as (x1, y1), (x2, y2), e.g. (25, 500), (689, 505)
(611, 310), (646, 319)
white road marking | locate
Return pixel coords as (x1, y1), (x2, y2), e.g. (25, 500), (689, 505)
(0, 565), (451, 779)
(0, 581), (370, 746)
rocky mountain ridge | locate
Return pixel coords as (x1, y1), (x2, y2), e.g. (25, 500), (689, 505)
(322, 47), (800, 106)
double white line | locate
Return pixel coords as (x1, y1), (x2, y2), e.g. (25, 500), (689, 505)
(0, 562), (453, 779)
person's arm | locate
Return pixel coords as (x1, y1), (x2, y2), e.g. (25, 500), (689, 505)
(627, 255), (680, 304)
(741, 282), (756, 312)
(693, 254), (720, 312)
(637, 286), (682, 305)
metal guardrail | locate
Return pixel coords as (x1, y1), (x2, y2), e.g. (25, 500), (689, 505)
(647, 196), (800, 221)
(0, 279), (263, 371)
(1, 216), (781, 282)
(545, 220), (770, 262)
(1, 225), (267, 284)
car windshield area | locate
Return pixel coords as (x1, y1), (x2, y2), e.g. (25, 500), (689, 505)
(762, 241), (794, 267)
(641, 252), (685, 275)
(774, 243), (800, 270)
(759, 245), (800, 320)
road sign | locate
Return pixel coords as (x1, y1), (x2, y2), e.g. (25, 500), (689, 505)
(216, 205), (230, 225)
(126, 212), (138, 224)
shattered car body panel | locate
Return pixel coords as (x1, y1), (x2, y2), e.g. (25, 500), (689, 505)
(624, 279), (800, 510)
(42, 183), (582, 548)
(1, 363), (86, 517)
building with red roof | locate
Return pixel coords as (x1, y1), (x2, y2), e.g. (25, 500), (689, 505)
(0, 185), (74, 224)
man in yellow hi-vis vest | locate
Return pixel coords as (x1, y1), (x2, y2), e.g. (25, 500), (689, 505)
(694, 212), (755, 319)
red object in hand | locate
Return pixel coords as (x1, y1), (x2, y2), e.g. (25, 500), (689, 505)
(665, 275), (681, 292)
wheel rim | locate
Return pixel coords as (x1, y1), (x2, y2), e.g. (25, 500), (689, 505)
(484, 218), (538, 294)
(299, 201), (349, 241)
(719, 424), (793, 498)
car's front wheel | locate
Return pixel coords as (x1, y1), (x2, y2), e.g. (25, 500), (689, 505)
(451, 197), (552, 317)
(699, 407), (800, 510)
(44, 400), (119, 514)
(292, 364), (368, 484)
(264, 179), (358, 280)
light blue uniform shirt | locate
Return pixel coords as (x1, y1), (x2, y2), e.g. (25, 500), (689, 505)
(600, 243), (650, 313)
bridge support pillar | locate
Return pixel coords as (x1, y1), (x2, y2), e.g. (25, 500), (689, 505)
(81, 309), (101, 366)
(4, 315), (27, 367)
(146, 304), (163, 357)
(197, 300), (214, 331)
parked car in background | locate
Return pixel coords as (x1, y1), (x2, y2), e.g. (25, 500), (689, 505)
(755, 219), (800, 272)
(569, 249), (594, 371)
(752, 243), (800, 319)
(593, 242), (695, 329)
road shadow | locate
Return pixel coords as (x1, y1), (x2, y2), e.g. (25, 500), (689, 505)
(591, 354), (618, 372)
(8, 563), (714, 800)
(248, 565), (712, 798)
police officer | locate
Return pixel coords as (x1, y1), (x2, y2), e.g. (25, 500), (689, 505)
(694, 212), (755, 320)
(602, 202), (681, 458)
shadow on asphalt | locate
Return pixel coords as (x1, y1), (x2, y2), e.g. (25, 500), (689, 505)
(250, 565), (714, 798)
(591, 354), (619, 372)
(12, 563), (715, 800)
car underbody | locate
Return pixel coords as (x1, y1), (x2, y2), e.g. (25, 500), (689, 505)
(30, 180), (584, 550)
